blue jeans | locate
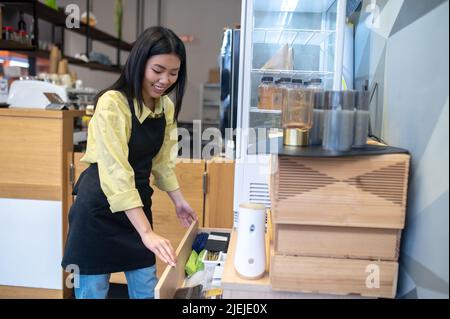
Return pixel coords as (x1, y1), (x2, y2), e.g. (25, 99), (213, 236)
(74, 265), (157, 299)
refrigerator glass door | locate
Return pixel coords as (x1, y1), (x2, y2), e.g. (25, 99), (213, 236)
(220, 28), (240, 158)
(220, 28), (233, 139)
(238, 0), (345, 157)
(233, 0), (347, 213)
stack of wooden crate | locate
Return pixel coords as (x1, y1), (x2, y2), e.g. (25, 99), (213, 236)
(269, 153), (410, 298)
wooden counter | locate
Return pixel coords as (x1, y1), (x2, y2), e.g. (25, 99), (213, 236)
(0, 108), (235, 298)
(0, 108), (84, 299)
(0, 108), (84, 201)
(0, 108), (85, 119)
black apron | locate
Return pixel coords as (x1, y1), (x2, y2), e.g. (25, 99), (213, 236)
(62, 98), (166, 275)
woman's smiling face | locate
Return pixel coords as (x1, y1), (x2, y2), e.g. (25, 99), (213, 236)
(143, 53), (181, 99)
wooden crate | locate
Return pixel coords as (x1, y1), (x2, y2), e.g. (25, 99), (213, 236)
(268, 153), (409, 298)
(270, 253), (398, 298)
(270, 154), (410, 229)
(273, 223), (401, 261)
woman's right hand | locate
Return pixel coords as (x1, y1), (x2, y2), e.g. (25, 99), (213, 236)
(124, 207), (176, 266)
(141, 231), (177, 267)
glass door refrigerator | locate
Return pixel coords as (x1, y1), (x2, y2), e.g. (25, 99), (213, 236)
(233, 0), (348, 219)
(219, 27), (240, 158)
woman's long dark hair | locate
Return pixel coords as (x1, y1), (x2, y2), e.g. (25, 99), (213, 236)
(94, 26), (187, 120)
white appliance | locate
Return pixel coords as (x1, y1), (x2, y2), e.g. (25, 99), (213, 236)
(234, 203), (266, 279)
(7, 80), (68, 109)
(233, 0), (349, 223)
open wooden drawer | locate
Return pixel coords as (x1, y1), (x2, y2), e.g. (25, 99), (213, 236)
(155, 221), (231, 299)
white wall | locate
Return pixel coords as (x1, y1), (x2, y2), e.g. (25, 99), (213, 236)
(160, 0), (241, 122)
(57, 0), (242, 123)
(58, 0), (138, 88)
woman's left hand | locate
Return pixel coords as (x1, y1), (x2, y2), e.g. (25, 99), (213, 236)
(175, 200), (197, 228)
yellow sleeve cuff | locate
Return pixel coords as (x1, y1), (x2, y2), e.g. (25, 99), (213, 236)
(154, 174), (180, 192)
(107, 189), (143, 213)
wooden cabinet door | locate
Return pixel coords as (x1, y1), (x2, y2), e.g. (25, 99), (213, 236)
(204, 158), (235, 228)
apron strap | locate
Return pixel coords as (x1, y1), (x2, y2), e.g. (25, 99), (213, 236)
(127, 96), (136, 118)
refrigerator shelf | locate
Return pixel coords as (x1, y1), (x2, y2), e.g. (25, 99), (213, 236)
(251, 69), (334, 78)
(250, 107), (282, 114)
(253, 28), (335, 46)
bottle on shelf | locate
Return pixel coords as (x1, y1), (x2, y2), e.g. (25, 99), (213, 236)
(3, 26), (13, 41)
(12, 29), (20, 43)
(257, 76), (274, 110)
(20, 30), (31, 45)
(17, 11), (26, 32)
(272, 77), (291, 111)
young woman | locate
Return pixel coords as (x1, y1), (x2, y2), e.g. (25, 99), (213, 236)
(61, 26), (197, 299)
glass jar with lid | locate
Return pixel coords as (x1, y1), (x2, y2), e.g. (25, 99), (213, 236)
(291, 78), (303, 87)
(308, 78), (323, 90)
(257, 76), (274, 110)
(272, 77), (291, 111)
(3, 26), (13, 40)
(282, 85), (315, 146)
(18, 30), (28, 44)
(12, 29), (21, 43)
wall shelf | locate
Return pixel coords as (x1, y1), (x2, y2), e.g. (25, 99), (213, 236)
(4, 0), (133, 51)
(11, 48), (122, 73)
(2, 0), (131, 74)
(65, 56), (122, 73)
(0, 39), (35, 51)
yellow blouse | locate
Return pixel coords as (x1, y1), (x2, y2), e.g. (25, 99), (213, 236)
(81, 90), (179, 213)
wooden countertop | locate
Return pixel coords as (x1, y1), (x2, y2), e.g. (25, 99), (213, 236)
(221, 230), (273, 292)
(0, 108), (85, 119)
